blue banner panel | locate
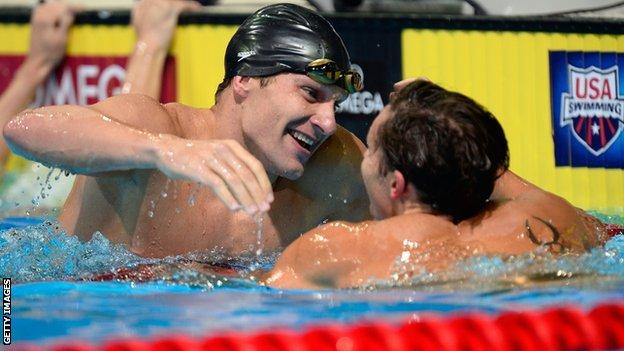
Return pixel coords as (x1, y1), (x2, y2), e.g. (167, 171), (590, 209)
(550, 51), (624, 169)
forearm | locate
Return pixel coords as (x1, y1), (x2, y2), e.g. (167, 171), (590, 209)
(3, 105), (167, 174)
(0, 58), (54, 164)
(122, 40), (168, 99)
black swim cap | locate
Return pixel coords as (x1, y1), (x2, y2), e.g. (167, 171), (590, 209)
(224, 3), (352, 79)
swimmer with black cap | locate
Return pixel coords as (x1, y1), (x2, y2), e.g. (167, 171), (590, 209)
(210, 3), (365, 180)
(5, 3), (371, 258)
(219, 3), (363, 103)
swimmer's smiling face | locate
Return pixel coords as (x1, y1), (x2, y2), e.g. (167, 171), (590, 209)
(239, 73), (340, 180)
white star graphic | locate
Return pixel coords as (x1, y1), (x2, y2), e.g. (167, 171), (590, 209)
(591, 122), (600, 135)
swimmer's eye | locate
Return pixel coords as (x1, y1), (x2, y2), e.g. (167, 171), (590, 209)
(302, 86), (319, 102)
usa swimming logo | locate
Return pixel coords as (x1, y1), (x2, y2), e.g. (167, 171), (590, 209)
(550, 52), (624, 168)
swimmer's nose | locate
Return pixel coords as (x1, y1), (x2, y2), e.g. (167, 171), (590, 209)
(311, 101), (337, 136)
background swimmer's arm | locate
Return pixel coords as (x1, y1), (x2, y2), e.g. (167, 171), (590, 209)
(0, 1), (76, 167)
(3, 94), (272, 214)
(122, 0), (200, 98)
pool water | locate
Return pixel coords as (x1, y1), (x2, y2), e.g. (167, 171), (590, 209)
(2, 213), (624, 346)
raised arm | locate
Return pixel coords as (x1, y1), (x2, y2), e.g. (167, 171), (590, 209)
(3, 94), (272, 213)
(0, 1), (77, 165)
(122, 0), (201, 98)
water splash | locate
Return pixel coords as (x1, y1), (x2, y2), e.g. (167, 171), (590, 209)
(0, 219), (276, 288)
(377, 233), (624, 292)
(0, 220), (142, 282)
(0, 165), (74, 215)
(2, 212), (622, 292)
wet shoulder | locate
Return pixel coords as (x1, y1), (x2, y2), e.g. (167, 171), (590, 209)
(91, 93), (179, 134)
(163, 103), (214, 139)
(367, 214), (462, 273)
(491, 188), (604, 251)
(311, 125), (366, 167)
(292, 125), (367, 202)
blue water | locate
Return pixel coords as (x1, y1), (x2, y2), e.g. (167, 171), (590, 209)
(2, 215), (624, 346)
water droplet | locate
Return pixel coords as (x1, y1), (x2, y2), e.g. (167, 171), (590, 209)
(254, 213), (264, 257)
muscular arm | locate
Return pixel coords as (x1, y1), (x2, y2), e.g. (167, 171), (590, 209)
(4, 94), (178, 175)
(4, 94), (272, 213)
(0, 59), (52, 166)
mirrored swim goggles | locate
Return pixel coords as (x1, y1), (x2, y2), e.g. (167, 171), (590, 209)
(305, 58), (364, 102)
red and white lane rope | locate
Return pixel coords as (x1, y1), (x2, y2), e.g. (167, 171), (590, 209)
(11, 302), (624, 351)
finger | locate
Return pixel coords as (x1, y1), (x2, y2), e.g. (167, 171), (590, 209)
(66, 3), (86, 14)
(207, 156), (258, 214)
(171, 1), (203, 15)
(202, 173), (242, 212)
(177, 0), (203, 11)
(175, 0), (203, 7)
(393, 78), (418, 92)
(57, 11), (74, 30)
(225, 140), (273, 202)
(218, 145), (270, 211)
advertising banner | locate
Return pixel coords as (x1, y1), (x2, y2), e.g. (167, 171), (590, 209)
(550, 51), (624, 169)
(0, 55), (176, 107)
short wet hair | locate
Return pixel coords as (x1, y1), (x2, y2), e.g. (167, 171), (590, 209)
(378, 80), (509, 222)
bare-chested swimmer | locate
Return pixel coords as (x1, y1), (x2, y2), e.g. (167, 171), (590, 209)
(264, 80), (610, 289)
(4, 4), (370, 257)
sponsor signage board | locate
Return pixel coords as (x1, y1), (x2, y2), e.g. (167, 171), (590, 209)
(0, 55), (176, 107)
(550, 51), (624, 168)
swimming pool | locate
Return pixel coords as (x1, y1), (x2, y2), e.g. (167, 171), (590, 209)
(3, 214), (624, 349)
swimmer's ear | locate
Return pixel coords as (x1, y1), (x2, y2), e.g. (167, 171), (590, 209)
(390, 170), (407, 200)
(231, 76), (253, 99)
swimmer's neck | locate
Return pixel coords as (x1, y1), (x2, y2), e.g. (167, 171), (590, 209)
(396, 200), (437, 218)
(209, 103), (244, 141)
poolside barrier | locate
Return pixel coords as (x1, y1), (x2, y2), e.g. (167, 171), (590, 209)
(13, 302), (624, 351)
